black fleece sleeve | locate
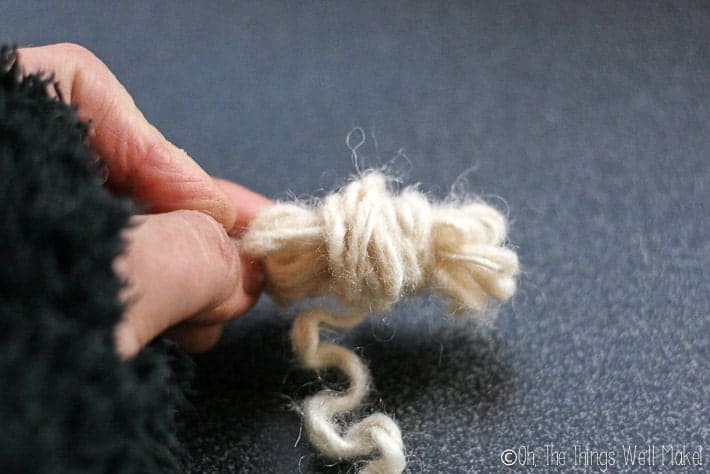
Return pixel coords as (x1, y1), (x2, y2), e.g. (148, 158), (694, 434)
(0, 46), (190, 473)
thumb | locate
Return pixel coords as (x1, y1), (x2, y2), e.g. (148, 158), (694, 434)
(17, 43), (236, 230)
(113, 210), (250, 359)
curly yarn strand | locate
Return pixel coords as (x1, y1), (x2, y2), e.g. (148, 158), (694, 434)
(291, 308), (406, 473)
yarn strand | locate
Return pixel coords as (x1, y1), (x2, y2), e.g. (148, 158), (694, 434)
(291, 308), (406, 473)
(242, 171), (519, 473)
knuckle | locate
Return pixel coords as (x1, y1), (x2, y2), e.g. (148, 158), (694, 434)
(54, 42), (97, 63)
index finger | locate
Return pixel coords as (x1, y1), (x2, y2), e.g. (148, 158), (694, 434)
(17, 43), (237, 231)
(213, 177), (272, 234)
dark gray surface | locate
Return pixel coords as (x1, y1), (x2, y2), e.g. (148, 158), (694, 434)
(3, 1), (708, 472)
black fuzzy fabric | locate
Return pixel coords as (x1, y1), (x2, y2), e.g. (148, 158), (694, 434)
(0, 47), (188, 473)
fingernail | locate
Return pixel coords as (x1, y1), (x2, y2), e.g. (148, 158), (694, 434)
(220, 190), (238, 234)
(228, 217), (243, 237)
(213, 181), (239, 235)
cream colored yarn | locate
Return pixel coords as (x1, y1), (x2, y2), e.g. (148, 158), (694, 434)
(242, 171), (518, 473)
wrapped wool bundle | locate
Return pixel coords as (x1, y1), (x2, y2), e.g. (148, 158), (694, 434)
(242, 171), (519, 473)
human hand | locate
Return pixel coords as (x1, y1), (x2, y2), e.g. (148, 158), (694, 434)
(113, 179), (270, 359)
(18, 43), (271, 358)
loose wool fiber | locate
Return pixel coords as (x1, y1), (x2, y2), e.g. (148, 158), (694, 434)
(242, 171), (519, 473)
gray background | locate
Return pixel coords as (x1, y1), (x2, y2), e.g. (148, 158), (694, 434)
(3, 1), (708, 472)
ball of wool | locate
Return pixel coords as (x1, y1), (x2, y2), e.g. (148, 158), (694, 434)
(243, 170), (518, 314)
(242, 170), (519, 473)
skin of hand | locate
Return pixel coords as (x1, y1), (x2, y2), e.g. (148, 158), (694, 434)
(17, 43), (272, 358)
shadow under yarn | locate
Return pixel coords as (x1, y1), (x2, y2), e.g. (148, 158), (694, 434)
(178, 298), (516, 473)
(303, 304), (517, 473)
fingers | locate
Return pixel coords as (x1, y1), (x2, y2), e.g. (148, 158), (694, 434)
(213, 177), (271, 294)
(15, 44), (275, 358)
(213, 177), (273, 235)
(16, 43), (237, 231)
(113, 210), (256, 359)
